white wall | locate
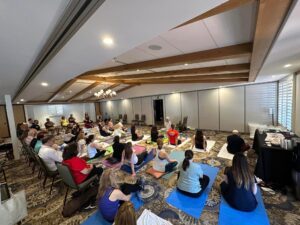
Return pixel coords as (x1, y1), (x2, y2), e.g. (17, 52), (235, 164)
(295, 74), (300, 136)
(198, 89), (219, 130)
(25, 103), (96, 127)
(100, 82), (278, 132)
(220, 86), (245, 132)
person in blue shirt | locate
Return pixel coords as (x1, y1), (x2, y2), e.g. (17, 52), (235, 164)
(220, 153), (258, 211)
(177, 150), (210, 197)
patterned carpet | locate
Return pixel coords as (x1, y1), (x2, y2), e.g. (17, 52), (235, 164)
(2, 129), (300, 225)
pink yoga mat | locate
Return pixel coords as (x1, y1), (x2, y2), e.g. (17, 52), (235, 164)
(133, 145), (146, 154)
(102, 160), (122, 168)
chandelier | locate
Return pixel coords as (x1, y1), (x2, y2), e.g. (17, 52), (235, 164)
(94, 89), (117, 98)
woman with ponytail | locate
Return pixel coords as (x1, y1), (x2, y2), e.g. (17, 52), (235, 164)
(220, 153), (257, 211)
(177, 150), (210, 197)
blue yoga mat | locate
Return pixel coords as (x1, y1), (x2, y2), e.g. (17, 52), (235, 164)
(81, 212), (112, 225)
(166, 164), (219, 219)
(121, 150), (155, 173)
(163, 151), (185, 180)
(218, 188), (270, 225)
(81, 194), (143, 225)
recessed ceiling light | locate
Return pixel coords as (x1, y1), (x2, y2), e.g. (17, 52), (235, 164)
(20, 99), (24, 102)
(184, 63), (188, 66)
(102, 37), (114, 46)
(148, 44), (162, 50)
(284, 64), (292, 68)
(41, 82), (48, 86)
(136, 69), (140, 72)
(17, 102), (20, 104)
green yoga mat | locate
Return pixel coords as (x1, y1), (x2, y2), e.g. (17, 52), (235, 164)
(105, 146), (113, 156)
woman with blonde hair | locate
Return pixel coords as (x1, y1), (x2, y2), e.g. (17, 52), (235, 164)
(220, 153), (257, 211)
(76, 132), (87, 157)
(98, 169), (143, 223)
(114, 201), (137, 225)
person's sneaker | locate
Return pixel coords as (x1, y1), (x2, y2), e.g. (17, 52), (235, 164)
(84, 203), (96, 210)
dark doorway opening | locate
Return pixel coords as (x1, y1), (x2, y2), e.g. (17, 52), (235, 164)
(153, 99), (164, 126)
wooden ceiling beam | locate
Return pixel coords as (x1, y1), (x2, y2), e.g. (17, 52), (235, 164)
(116, 85), (136, 94)
(174, 0), (255, 29)
(79, 72), (249, 83)
(119, 73), (249, 84)
(83, 83), (120, 101)
(122, 78), (249, 84)
(47, 79), (77, 103)
(67, 82), (102, 102)
(79, 43), (252, 76)
(79, 63), (250, 81)
(249, 0), (293, 81)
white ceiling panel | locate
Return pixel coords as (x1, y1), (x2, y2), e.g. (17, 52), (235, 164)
(226, 56), (250, 65)
(137, 36), (183, 58)
(18, 0), (226, 102)
(0, 0), (70, 103)
(151, 59), (227, 72)
(159, 20), (217, 53)
(203, 1), (256, 47)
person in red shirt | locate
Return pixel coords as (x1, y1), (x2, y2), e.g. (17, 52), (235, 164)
(167, 124), (181, 146)
(62, 143), (103, 184)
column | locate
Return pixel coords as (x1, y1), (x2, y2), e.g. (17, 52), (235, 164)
(4, 95), (20, 160)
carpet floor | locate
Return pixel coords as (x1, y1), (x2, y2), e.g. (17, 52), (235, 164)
(3, 129), (300, 225)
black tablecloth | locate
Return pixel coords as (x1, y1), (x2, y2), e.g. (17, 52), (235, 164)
(254, 129), (293, 186)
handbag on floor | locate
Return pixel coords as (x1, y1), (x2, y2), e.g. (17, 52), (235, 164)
(0, 184), (27, 225)
(62, 185), (98, 217)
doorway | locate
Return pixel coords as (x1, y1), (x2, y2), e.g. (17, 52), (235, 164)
(153, 99), (164, 126)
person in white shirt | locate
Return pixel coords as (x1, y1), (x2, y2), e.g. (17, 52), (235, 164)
(76, 132), (87, 157)
(164, 117), (172, 130)
(38, 135), (63, 171)
(153, 139), (177, 173)
(86, 135), (106, 159)
(112, 123), (125, 137)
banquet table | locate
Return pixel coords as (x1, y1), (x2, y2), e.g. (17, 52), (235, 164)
(253, 129), (294, 186)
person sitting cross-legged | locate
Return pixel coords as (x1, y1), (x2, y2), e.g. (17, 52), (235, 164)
(167, 124), (181, 146)
(121, 142), (148, 176)
(177, 150), (210, 197)
(227, 130), (250, 154)
(220, 153), (258, 212)
(86, 135), (106, 159)
(153, 138), (178, 173)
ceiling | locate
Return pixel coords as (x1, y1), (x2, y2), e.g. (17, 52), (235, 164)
(10, 0), (225, 104)
(257, 0), (300, 82)
(1, 0), (299, 104)
(0, 0), (70, 103)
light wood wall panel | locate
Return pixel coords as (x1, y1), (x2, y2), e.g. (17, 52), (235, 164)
(220, 86), (245, 132)
(141, 97), (153, 125)
(181, 92), (198, 128)
(165, 93), (181, 124)
(198, 89), (219, 130)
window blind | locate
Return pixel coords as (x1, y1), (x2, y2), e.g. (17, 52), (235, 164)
(278, 75), (294, 130)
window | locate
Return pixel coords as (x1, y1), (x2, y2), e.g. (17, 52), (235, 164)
(278, 76), (294, 130)
(47, 105), (63, 116)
